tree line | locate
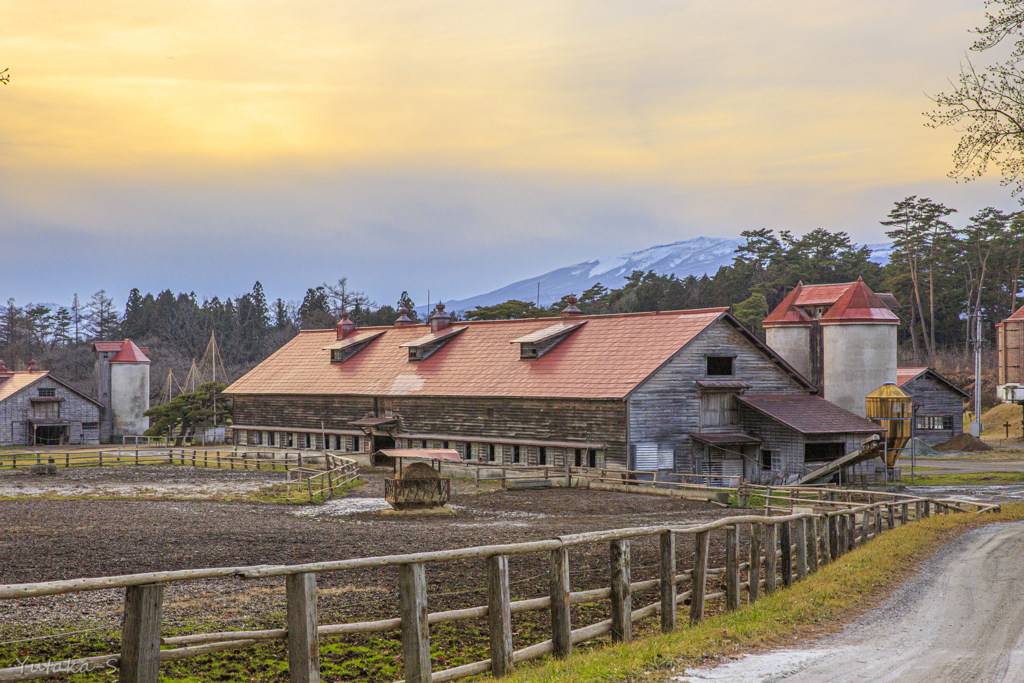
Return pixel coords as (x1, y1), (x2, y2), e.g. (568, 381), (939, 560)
(2, 199), (1021, 405)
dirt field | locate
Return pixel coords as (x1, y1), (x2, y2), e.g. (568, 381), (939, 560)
(0, 465), (744, 681)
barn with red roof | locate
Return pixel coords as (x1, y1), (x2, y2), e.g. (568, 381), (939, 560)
(226, 298), (884, 484)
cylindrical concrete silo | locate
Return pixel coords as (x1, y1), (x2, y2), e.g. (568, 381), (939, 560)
(109, 339), (151, 439)
(819, 278), (899, 418)
(763, 282), (814, 380)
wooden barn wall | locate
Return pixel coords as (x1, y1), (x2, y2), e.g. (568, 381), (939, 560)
(231, 394), (627, 468)
(737, 407), (803, 481)
(629, 319), (810, 472)
(0, 376), (101, 446)
(902, 375), (965, 446)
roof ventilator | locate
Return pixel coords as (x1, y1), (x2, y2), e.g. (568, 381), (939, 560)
(400, 313), (467, 362)
(322, 314), (385, 363)
(511, 319), (586, 360)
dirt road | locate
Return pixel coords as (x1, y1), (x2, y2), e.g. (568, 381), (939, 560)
(676, 522), (1024, 683)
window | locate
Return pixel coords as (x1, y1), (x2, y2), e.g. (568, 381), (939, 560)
(706, 356), (734, 376)
(38, 388), (56, 397)
(760, 450), (773, 471)
(588, 449), (597, 468)
(353, 436), (362, 452)
(304, 434), (312, 449)
(804, 442), (846, 462)
(512, 445), (521, 463)
(486, 407), (495, 419)
(442, 440), (450, 449)
(700, 392), (738, 426)
(287, 433), (295, 448)
(917, 416), (954, 430)
(82, 422), (99, 431)
(574, 448), (582, 467)
(538, 446), (547, 465)
(255, 431), (263, 445)
(488, 444), (496, 462)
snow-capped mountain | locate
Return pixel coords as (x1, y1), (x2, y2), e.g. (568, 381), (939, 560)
(425, 236), (893, 315)
(431, 237), (744, 314)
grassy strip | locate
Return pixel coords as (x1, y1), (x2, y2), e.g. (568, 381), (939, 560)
(904, 471), (1024, 486)
(505, 503), (1024, 683)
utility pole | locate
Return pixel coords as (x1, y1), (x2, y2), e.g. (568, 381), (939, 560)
(972, 312), (983, 437)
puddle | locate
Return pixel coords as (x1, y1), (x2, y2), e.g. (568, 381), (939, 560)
(292, 498), (392, 517)
(673, 649), (835, 681)
(902, 484), (1024, 503)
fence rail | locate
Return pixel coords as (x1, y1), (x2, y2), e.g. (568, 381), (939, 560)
(0, 490), (999, 683)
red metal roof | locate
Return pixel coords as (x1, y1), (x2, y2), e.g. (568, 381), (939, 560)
(793, 282), (857, 306)
(762, 282), (813, 327)
(819, 277), (899, 324)
(380, 449), (462, 462)
(225, 309), (746, 400)
(110, 339), (151, 363)
(896, 366), (969, 398)
(896, 367), (928, 387)
(1004, 305), (1024, 322)
(92, 341), (123, 352)
(737, 394), (884, 434)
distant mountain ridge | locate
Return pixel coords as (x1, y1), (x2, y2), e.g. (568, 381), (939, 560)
(423, 236), (891, 314)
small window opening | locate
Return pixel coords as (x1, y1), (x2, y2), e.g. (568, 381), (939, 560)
(538, 446), (547, 465)
(353, 435), (361, 452)
(443, 440), (450, 449)
(588, 449), (597, 468)
(512, 445), (521, 463)
(520, 343), (538, 359)
(488, 444), (496, 462)
(574, 448), (582, 467)
(486, 407), (495, 419)
(38, 388), (56, 397)
(760, 450), (773, 471)
(706, 356), (734, 376)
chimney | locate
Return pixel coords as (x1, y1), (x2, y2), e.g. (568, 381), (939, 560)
(395, 308), (414, 327)
(28, 359), (37, 372)
(336, 310), (356, 340)
(561, 294), (583, 319)
(429, 303), (452, 333)
(0, 359), (11, 380)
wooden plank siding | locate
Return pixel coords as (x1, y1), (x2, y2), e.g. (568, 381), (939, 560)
(901, 375), (965, 447)
(232, 394), (628, 468)
(0, 376), (101, 446)
(627, 319), (809, 474)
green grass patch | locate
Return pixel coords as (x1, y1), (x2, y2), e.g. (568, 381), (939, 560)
(504, 503), (1024, 683)
(901, 471), (1024, 486)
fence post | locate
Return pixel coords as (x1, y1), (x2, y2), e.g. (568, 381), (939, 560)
(487, 555), (513, 677)
(901, 503), (908, 526)
(829, 515), (839, 559)
(689, 530), (710, 624)
(779, 521), (792, 588)
(748, 522), (762, 603)
(610, 540), (632, 643)
(99, 451), (103, 467)
(659, 531), (676, 632)
(192, 450), (196, 467)
(550, 547), (572, 657)
(847, 513), (856, 552)
(725, 525), (740, 611)
(399, 563), (430, 683)
(65, 452), (69, 468)
(135, 449), (139, 466)
(119, 583), (163, 683)
(875, 505), (884, 535)
(763, 523), (777, 594)
(794, 518), (807, 580)
(807, 516), (819, 572)
(923, 501), (931, 518)
(861, 508), (870, 543)
(286, 573), (320, 683)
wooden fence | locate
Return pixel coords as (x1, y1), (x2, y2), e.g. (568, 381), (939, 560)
(0, 492), (999, 683)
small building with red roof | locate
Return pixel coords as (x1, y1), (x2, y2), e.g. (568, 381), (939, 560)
(763, 278), (900, 418)
(0, 359), (103, 446)
(92, 339), (151, 442)
(225, 300), (885, 484)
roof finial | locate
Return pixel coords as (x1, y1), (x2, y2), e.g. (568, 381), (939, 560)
(336, 310), (356, 339)
(28, 359), (37, 372)
(395, 308), (414, 327)
(561, 294), (582, 319)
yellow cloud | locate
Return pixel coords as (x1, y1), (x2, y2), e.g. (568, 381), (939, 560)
(0, 0), (982, 187)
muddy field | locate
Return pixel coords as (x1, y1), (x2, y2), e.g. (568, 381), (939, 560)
(0, 465), (748, 681)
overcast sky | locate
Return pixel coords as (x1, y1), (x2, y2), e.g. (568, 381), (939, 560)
(1, 1), (1020, 310)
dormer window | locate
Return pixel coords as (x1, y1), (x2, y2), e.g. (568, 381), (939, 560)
(511, 320), (586, 360)
(323, 330), (386, 363)
(400, 326), (467, 362)
(706, 356), (734, 376)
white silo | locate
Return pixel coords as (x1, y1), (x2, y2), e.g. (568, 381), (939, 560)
(763, 283), (814, 380)
(818, 278), (898, 417)
(108, 340), (151, 439)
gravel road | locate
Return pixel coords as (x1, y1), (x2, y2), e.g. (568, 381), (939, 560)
(676, 521), (1024, 683)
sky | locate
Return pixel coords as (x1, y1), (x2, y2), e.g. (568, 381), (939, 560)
(1, 0), (1021, 310)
